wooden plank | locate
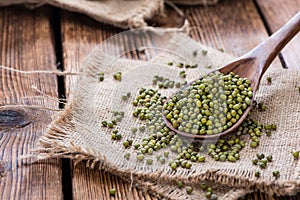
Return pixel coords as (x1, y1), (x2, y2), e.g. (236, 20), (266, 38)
(185, 0), (282, 62)
(256, 0), (300, 70)
(0, 6), (62, 200)
(185, 1), (264, 55)
(60, 11), (158, 200)
(184, 0), (283, 75)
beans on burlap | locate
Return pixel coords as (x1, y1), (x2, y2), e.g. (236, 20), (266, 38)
(35, 29), (300, 199)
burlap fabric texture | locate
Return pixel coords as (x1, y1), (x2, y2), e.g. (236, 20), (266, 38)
(0, 0), (218, 29)
(37, 30), (300, 199)
(169, 0), (218, 5)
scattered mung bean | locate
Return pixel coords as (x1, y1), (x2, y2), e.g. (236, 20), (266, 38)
(113, 72), (122, 81)
(267, 77), (272, 84)
(177, 181), (184, 188)
(98, 72), (104, 82)
(186, 186), (193, 194)
(109, 189), (116, 196)
(272, 170), (280, 178)
(293, 151), (299, 159)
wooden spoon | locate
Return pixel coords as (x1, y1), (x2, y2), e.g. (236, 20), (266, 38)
(163, 11), (300, 140)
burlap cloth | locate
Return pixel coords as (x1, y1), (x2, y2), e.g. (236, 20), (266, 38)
(169, 0), (218, 5)
(0, 0), (218, 29)
(35, 29), (300, 199)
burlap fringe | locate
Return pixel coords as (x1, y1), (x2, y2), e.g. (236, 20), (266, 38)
(37, 125), (300, 197)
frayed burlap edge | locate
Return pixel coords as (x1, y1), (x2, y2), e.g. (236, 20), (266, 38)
(37, 135), (250, 200)
(36, 104), (237, 200)
(37, 99), (299, 198)
(122, 175), (250, 200)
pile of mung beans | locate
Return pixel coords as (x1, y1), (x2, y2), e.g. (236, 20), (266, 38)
(100, 65), (278, 170)
(98, 60), (282, 197)
(127, 86), (277, 168)
(164, 71), (253, 135)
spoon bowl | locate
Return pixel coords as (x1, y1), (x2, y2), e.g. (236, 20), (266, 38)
(163, 12), (300, 140)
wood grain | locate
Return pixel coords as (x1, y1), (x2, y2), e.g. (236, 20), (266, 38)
(184, 0), (282, 71)
(0, 6), (62, 200)
(256, 0), (300, 70)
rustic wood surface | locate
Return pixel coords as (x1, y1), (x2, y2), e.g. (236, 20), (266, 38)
(0, 6), (62, 200)
(0, 0), (299, 199)
(256, 0), (300, 70)
(184, 0), (282, 70)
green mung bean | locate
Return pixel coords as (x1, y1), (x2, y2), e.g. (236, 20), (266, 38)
(170, 162), (177, 170)
(218, 47), (224, 52)
(266, 155), (273, 162)
(98, 72), (104, 82)
(186, 186), (193, 194)
(259, 162), (266, 169)
(177, 63), (184, 68)
(193, 50), (197, 57)
(137, 154), (144, 161)
(257, 153), (265, 159)
(109, 189), (116, 196)
(101, 121), (108, 127)
(272, 170), (280, 178)
(131, 127), (137, 133)
(206, 192), (212, 198)
(271, 124), (277, 130)
(202, 49), (208, 55)
(179, 71), (186, 78)
(177, 181), (184, 188)
(113, 72), (122, 81)
(255, 171), (260, 177)
(293, 151), (299, 159)
(168, 62), (173, 66)
(200, 183), (207, 190)
(207, 187), (213, 193)
(146, 158), (153, 164)
(124, 153), (130, 160)
(252, 159), (258, 165)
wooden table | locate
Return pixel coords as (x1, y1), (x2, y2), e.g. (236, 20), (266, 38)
(0, 0), (299, 199)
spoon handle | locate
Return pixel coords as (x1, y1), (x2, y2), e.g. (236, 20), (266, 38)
(249, 11), (300, 75)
